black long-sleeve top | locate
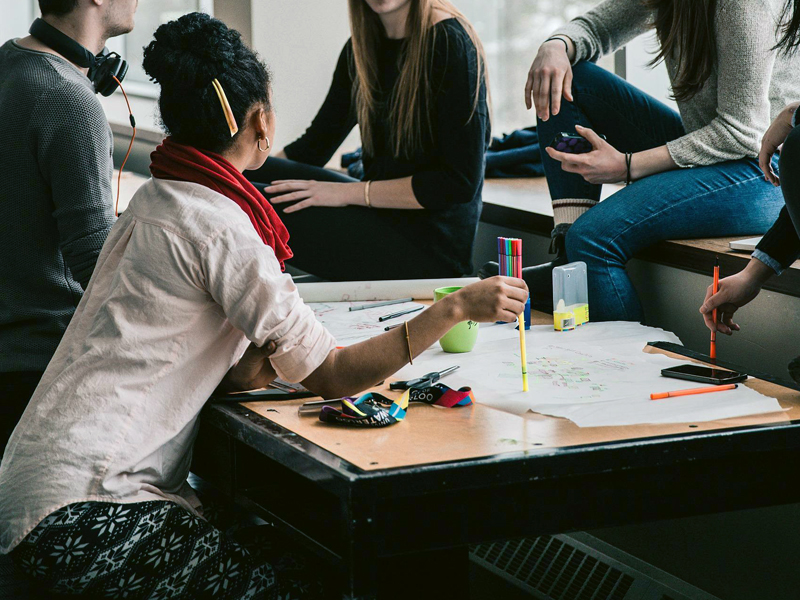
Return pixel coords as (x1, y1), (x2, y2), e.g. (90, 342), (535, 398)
(284, 18), (490, 276)
(755, 207), (800, 273)
(754, 126), (800, 274)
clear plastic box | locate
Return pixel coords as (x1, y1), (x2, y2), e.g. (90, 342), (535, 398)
(552, 261), (589, 331)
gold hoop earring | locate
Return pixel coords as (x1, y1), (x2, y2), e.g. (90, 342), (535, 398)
(257, 137), (270, 152)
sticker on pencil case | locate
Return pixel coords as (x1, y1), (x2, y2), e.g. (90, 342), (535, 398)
(318, 384), (474, 428)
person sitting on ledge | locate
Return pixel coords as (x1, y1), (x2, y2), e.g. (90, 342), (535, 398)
(0, 13), (527, 599)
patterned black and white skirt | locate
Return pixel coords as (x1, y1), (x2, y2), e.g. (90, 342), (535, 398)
(11, 500), (324, 599)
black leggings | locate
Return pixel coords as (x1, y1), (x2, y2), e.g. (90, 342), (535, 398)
(0, 371), (43, 460)
(245, 157), (460, 281)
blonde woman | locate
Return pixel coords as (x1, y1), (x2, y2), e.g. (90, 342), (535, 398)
(247, 0), (490, 281)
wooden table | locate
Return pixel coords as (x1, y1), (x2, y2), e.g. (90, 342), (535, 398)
(193, 316), (800, 599)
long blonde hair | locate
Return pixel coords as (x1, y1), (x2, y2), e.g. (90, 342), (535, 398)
(348, 0), (489, 158)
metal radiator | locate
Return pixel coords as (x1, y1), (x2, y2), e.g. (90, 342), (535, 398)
(470, 533), (720, 600)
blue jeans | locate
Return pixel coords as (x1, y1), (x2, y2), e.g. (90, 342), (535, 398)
(537, 62), (784, 322)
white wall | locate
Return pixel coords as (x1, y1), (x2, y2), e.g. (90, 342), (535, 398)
(0, 1), (33, 42)
(251, 0), (357, 152)
(102, 0), (358, 159)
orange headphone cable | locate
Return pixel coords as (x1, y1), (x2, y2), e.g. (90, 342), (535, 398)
(112, 75), (136, 217)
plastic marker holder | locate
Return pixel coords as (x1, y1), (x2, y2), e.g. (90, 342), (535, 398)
(553, 261), (589, 331)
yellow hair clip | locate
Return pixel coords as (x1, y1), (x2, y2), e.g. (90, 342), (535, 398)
(211, 78), (238, 137)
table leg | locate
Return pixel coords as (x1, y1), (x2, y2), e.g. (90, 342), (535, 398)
(340, 489), (472, 599)
(340, 494), (378, 599)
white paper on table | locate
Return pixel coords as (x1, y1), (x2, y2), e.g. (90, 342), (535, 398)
(302, 305), (785, 427)
(297, 278), (479, 302)
(393, 321), (683, 381)
(389, 321), (783, 427)
(532, 389), (784, 427)
(309, 301), (426, 346)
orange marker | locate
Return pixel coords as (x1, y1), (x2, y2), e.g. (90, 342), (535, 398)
(710, 258), (720, 362)
(650, 383), (737, 401)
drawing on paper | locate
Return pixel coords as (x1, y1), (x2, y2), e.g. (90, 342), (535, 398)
(499, 356), (608, 394)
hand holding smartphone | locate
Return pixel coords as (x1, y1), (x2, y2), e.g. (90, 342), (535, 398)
(550, 132), (607, 154)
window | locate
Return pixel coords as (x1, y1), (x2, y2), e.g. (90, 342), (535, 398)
(30, 0), (212, 97)
(108, 0), (213, 97)
(459, 0), (616, 134)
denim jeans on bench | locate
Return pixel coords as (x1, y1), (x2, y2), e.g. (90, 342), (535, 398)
(536, 61), (785, 322)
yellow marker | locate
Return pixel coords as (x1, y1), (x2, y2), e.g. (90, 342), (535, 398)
(517, 314), (529, 391)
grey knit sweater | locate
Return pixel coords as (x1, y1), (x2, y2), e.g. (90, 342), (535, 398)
(0, 40), (115, 373)
(553, 0), (800, 167)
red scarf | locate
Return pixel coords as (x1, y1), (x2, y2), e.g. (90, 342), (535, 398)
(150, 137), (292, 270)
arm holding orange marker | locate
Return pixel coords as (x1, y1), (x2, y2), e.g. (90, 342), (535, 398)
(699, 258), (774, 335)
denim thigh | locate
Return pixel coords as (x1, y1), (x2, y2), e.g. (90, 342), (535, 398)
(566, 157), (784, 321)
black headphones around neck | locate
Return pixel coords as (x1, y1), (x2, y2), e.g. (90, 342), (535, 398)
(29, 18), (128, 96)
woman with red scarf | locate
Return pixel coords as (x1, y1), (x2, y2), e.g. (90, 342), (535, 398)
(0, 13), (527, 599)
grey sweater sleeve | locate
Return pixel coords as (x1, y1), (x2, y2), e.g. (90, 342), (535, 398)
(550, 0), (653, 64)
(29, 81), (115, 289)
(665, 0), (780, 167)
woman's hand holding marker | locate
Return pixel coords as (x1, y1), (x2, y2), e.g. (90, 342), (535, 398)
(699, 259), (774, 335)
(450, 276), (529, 324)
(300, 276), (528, 401)
(545, 125), (627, 184)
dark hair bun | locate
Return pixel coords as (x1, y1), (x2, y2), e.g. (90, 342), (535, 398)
(143, 12), (239, 88)
(141, 12), (271, 153)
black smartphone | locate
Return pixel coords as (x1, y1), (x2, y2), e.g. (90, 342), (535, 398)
(213, 378), (315, 402)
(661, 364), (748, 385)
(550, 132), (607, 154)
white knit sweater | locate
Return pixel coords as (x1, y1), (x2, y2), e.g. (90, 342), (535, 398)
(552, 0), (800, 167)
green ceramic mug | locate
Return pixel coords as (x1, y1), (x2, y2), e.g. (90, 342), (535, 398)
(434, 286), (479, 353)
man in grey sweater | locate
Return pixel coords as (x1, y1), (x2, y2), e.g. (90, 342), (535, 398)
(0, 0), (138, 456)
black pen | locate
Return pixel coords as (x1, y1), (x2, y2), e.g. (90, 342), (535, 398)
(385, 323), (404, 331)
(378, 306), (423, 322)
(349, 297), (413, 312)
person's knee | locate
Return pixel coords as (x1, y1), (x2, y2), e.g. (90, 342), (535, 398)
(564, 217), (595, 261)
(565, 212), (625, 265)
